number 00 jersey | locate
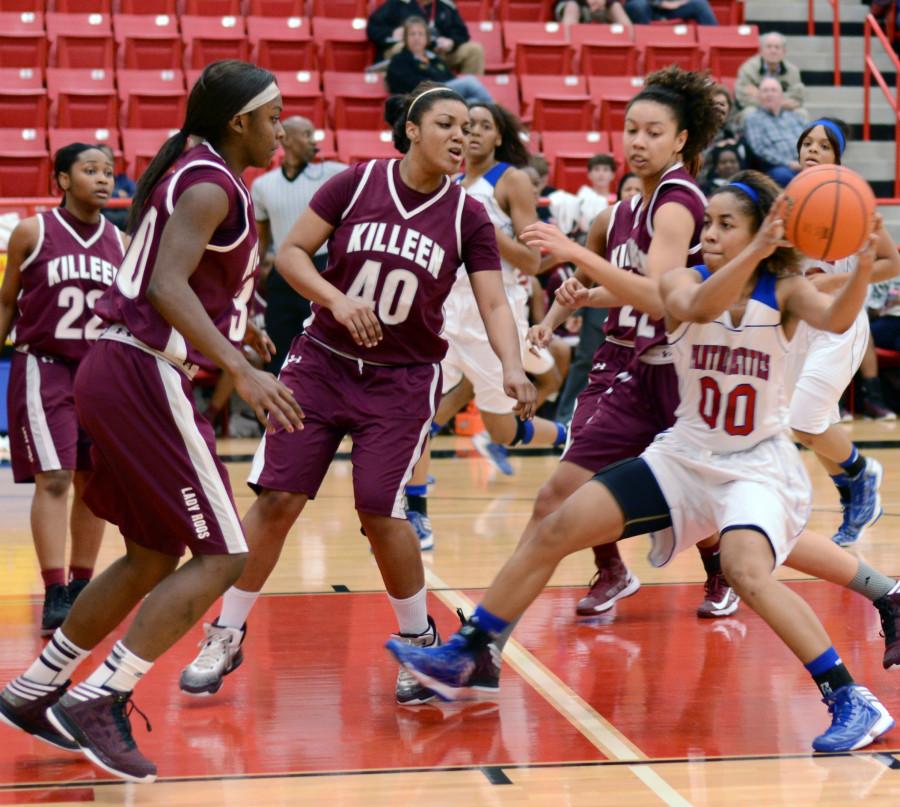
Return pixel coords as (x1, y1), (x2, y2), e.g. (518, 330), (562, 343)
(13, 208), (125, 362)
(667, 267), (791, 453)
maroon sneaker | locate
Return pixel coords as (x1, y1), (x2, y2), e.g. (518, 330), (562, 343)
(47, 690), (157, 783)
(0, 679), (78, 751)
(875, 591), (900, 669)
(575, 560), (640, 616)
(697, 572), (740, 618)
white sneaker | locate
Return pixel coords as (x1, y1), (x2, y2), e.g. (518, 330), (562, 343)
(393, 615), (440, 705)
(179, 622), (245, 696)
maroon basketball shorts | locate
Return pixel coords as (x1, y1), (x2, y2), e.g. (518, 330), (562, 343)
(563, 357), (680, 473)
(74, 339), (247, 558)
(567, 340), (634, 444)
(249, 335), (440, 518)
(8, 350), (91, 483)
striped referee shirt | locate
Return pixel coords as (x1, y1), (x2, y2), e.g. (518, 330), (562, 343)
(251, 161), (348, 256)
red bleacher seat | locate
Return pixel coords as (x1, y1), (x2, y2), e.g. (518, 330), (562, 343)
(323, 70), (387, 130)
(310, 0), (367, 18)
(313, 17), (373, 72)
(502, 22), (572, 75)
(0, 67), (47, 128)
(698, 25), (759, 79)
(47, 67), (117, 127)
(336, 129), (398, 164)
(314, 128), (337, 160)
(0, 128), (50, 196)
(246, 0), (305, 16)
(541, 131), (611, 193)
(634, 24), (700, 73)
(273, 69), (326, 127)
(117, 69), (186, 129)
(479, 74), (520, 115)
(118, 0), (176, 12)
(497, 0), (553, 22)
(467, 22), (512, 74)
(181, 15), (250, 69)
(571, 23), (638, 77)
(709, 0), (744, 25)
(0, 0), (47, 9)
(520, 75), (592, 131)
(47, 12), (114, 68)
(122, 127), (176, 178)
(0, 12), (47, 68)
(248, 16), (316, 71)
(113, 14), (182, 70)
(50, 0), (111, 11)
(182, 0), (241, 15)
(587, 75), (644, 134)
(455, 0), (492, 22)
(49, 127), (121, 170)
(876, 347), (900, 369)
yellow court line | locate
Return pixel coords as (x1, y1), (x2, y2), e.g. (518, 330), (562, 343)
(424, 567), (695, 807)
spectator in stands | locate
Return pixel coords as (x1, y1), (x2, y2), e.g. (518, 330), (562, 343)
(736, 32), (806, 116)
(96, 144), (134, 232)
(702, 144), (741, 195)
(367, 0), (485, 76)
(742, 77), (807, 186)
(705, 85), (749, 164)
(251, 116), (347, 374)
(386, 16), (492, 103)
(576, 153), (616, 233)
(623, 0), (718, 25)
(556, 0), (632, 28)
(529, 153), (580, 236)
(616, 171), (641, 201)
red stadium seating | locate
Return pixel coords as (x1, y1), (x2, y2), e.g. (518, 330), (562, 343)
(0, 67), (48, 128)
(50, 0), (111, 11)
(571, 23), (638, 77)
(310, 0), (368, 18)
(313, 127), (337, 161)
(0, 128), (50, 196)
(47, 67), (117, 127)
(0, 12), (48, 69)
(587, 75), (644, 134)
(117, 69), (186, 129)
(709, 0), (744, 25)
(502, 22), (572, 75)
(698, 25), (759, 79)
(336, 129), (398, 164)
(274, 70), (326, 127)
(455, 0), (493, 22)
(497, 0), (553, 22)
(248, 16), (316, 71)
(182, 0), (241, 15)
(467, 22), (512, 74)
(478, 74), (520, 115)
(323, 70), (387, 130)
(113, 13), (182, 70)
(122, 127), (176, 178)
(181, 15), (250, 69)
(541, 130), (612, 193)
(46, 12), (115, 69)
(313, 17), (374, 72)
(0, 0), (47, 9)
(246, 0), (305, 16)
(118, 0), (176, 12)
(49, 127), (122, 171)
(634, 24), (701, 73)
(520, 75), (593, 131)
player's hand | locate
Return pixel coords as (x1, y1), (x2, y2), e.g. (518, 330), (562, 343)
(232, 365), (304, 434)
(435, 36), (454, 52)
(520, 221), (578, 263)
(555, 276), (591, 308)
(527, 322), (553, 350)
(750, 195), (791, 258)
(503, 367), (537, 421)
(242, 320), (275, 364)
(856, 213), (882, 272)
(332, 295), (383, 348)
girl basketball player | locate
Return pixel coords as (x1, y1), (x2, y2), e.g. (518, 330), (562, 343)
(786, 118), (900, 546)
(388, 171), (896, 753)
(0, 144), (124, 635)
(179, 83), (536, 706)
(0, 61), (301, 783)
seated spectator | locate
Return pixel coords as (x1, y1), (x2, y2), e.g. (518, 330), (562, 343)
(386, 16), (492, 104)
(96, 144), (133, 231)
(616, 171), (642, 201)
(623, 0), (718, 25)
(367, 0), (484, 76)
(742, 77), (807, 187)
(703, 84), (749, 166)
(556, 0), (632, 28)
(736, 32), (806, 117)
(576, 153), (616, 232)
(702, 144), (741, 195)
(529, 153), (580, 236)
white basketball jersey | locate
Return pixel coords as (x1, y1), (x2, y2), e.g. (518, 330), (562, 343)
(802, 255), (857, 276)
(459, 163), (518, 288)
(668, 268), (791, 452)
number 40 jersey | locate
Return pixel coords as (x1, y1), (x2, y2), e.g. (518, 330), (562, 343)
(667, 267), (791, 453)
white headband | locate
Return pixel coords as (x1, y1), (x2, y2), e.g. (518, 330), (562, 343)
(406, 86), (453, 121)
(237, 81), (280, 116)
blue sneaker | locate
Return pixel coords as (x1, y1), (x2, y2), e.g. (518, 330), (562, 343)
(832, 498), (861, 546)
(427, 475), (436, 487)
(846, 458), (883, 535)
(386, 624), (496, 701)
(407, 510), (434, 551)
(472, 432), (514, 476)
(812, 684), (894, 752)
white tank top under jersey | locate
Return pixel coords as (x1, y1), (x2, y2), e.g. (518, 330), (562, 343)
(803, 255), (857, 276)
(667, 268), (791, 453)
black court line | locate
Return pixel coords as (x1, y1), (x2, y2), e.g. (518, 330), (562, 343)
(3, 748), (899, 792)
(331, 584), (350, 592)
(480, 766), (512, 785)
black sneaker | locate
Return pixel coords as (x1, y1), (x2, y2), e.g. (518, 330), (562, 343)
(0, 678), (78, 751)
(66, 579), (90, 606)
(41, 584), (70, 637)
(875, 590), (900, 670)
(47, 689), (157, 783)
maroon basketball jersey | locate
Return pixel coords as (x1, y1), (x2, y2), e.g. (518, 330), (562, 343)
(305, 159), (499, 365)
(605, 164), (706, 357)
(13, 208), (125, 363)
(94, 142), (258, 374)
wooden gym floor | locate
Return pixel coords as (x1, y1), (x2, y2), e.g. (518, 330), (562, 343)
(1, 423), (900, 805)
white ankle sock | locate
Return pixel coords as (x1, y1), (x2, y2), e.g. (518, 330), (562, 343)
(219, 587), (260, 628)
(388, 586), (429, 635)
(74, 641), (153, 697)
(20, 629), (90, 687)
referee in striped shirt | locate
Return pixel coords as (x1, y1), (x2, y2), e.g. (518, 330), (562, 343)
(252, 116), (347, 372)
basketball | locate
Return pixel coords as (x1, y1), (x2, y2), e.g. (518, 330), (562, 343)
(783, 164), (876, 261)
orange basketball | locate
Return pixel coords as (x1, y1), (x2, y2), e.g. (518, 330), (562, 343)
(782, 164), (876, 262)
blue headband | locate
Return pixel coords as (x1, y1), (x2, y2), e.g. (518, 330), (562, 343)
(726, 181), (760, 204)
(808, 119), (846, 156)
